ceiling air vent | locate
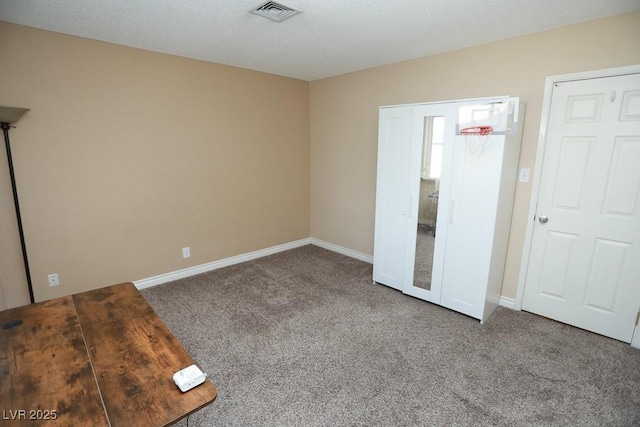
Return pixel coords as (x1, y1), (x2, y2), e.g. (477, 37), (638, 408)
(251, 1), (301, 22)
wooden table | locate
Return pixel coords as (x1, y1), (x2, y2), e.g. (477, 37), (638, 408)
(0, 282), (217, 426)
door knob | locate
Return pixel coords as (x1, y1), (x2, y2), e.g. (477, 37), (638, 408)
(538, 215), (549, 224)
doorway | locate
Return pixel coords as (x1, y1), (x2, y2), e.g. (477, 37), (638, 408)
(518, 66), (640, 343)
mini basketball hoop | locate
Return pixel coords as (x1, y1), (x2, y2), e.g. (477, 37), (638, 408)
(460, 126), (493, 155)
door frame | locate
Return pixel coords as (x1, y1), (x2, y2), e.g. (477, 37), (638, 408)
(515, 64), (640, 345)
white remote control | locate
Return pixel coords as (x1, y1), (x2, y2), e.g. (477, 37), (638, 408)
(173, 364), (207, 392)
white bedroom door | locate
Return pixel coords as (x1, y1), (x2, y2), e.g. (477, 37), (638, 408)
(522, 73), (640, 342)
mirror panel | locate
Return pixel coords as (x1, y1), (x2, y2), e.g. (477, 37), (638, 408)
(413, 116), (444, 290)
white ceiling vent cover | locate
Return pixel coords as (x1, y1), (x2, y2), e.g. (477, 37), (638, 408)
(251, 1), (301, 22)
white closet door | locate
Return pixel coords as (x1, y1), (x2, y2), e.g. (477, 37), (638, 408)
(401, 103), (457, 304)
(373, 106), (414, 291)
(439, 133), (505, 319)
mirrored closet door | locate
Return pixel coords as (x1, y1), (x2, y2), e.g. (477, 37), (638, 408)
(401, 103), (457, 304)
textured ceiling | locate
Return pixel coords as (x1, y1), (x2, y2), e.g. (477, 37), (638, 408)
(1, 0), (639, 81)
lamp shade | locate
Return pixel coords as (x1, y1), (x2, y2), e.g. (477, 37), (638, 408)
(0, 106), (30, 124)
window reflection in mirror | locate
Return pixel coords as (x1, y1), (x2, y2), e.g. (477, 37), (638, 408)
(414, 116), (444, 291)
(421, 116), (444, 179)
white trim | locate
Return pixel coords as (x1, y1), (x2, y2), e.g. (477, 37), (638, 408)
(516, 64), (640, 311)
(309, 238), (374, 264)
(134, 237), (374, 291)
(134, 238), (313, 290)
(380, 95), (510, 110)
(499, 296), (516, 310)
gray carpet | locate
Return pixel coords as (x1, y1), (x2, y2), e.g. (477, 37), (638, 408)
(141, 245), (640, 426)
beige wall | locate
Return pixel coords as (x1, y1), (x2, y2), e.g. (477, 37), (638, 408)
(2, 12), (639, 309)
(0, 22), (310, 306)
(310, 11), (640, 300)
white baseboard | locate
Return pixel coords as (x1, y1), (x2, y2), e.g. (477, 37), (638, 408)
(134, 237), (374, 291)
(309, 238), (373, 264)
(134, 237), (640, 349)
(136, 237), (525, 319)
(499, 296), (516, 310)
(134, 238), (313, 290)
(131, 238), (533, 323)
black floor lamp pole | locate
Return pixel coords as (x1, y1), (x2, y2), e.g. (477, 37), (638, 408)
(1, 107), (35, 304)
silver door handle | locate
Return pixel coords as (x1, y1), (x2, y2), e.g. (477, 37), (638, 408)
(539, 215), (549, 224)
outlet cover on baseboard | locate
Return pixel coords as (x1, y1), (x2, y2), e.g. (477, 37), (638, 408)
(47, 273), (60, 287)
(182, 247), (191, 258)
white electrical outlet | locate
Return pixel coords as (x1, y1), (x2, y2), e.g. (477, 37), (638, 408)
(182, 247), (191, 258)
(518, 168), (530, 183)
(47, 273), (60, 287)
